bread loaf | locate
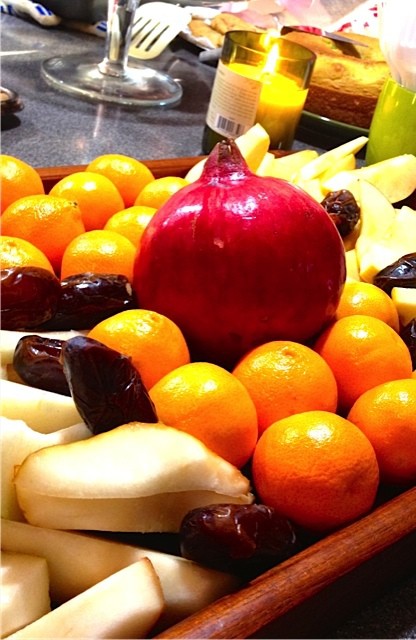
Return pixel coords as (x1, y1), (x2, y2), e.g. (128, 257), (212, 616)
(282, 31), (389, 128)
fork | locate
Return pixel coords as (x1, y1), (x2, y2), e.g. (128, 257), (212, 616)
(129, 2), (191, 60)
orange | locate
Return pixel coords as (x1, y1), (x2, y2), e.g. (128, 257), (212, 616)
(233, 340), (338, 435)
(0, 236), (54, 273)
(252, 410), (379, 531)
(86, 154), (155, 208)
(103, 205), (157, 247)
(335, 281), (400, 332)
(49, 171), (125, 231)
(134, 176), (188, 209)
(61, 230), (137, 282)
(348, 379), (416, 485)
(0, 155), (45, 213)
(314, 315), (413, 415)
(88, 308), (190, 390)
(1, 194), (85, 274)
(149, 362), (258, 468)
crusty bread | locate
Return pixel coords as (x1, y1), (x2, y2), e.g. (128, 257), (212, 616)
(188, 12), (260, 49)
(282, 31), (389, 128)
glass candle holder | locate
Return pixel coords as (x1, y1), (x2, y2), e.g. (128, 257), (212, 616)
(365, 77), (416, 165)
(203, 31), (316, 153)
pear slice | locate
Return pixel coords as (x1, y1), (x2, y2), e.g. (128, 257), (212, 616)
(0, 379), (82, 433)
(1, 417), (91, 521)
(1, 519), (239, 630)
(7, 558), (164, 639)
(1, 551), (51, 637)
(15, 422), (253, 532)
(391, 287), (416, 326)
(298, 136), (368, 181)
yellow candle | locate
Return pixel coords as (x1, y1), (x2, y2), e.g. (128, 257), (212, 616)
(226, 61), (308, 149)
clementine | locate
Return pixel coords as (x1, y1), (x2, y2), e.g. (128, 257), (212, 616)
(49, 171), (125, 231)
(233, 340), (338, 435)
(87, 154), (155, 208)
(88, 308), (190, 390)
(0, 236), (54, 273)
(103, 205), (157, 247)
(134, 176), (188, 209)
(0, 155), (44, 213)
(149, 362), (258, 468)
(348, 378), (416, 485)
(314, 315), (413, 414)
(60, 230), (137, 282)
(335, 281), (400, 331)
(1, 194), (85, 274)
(252, 410), (379, 531)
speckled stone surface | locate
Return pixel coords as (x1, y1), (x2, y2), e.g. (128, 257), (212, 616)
(1, 13), (416, 639)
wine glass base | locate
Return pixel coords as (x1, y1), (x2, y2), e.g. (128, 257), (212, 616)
(41, 53), (182, 107)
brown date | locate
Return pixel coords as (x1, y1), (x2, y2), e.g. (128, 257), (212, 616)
(37, 273), (137, 330)
(321, 189), (360, 238)
(1, 267), (61, 330)
(13, 335), (70, 396)
(179, 503), (297, 579)
(61, 335), (158, 434)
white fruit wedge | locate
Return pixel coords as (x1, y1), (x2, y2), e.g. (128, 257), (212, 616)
(185, 123), (270, 182)
(322, 153), (416, 203)
(1, 519), (239, 630)
(345, 249), (361, 283)
(262, 148), (319, 181)
(0, 379), (82, 433)
(298, 136), (368, 181)
(14, 422), (253, 532)
(391, 287), (416, 326)
(1, 417), (91, 521)
(6, 558), (164, 639)
(1, 551), (51, 637)
(0, 329), (84, 367)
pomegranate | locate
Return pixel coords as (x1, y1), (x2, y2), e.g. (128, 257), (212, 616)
(133, 140), (346, 369)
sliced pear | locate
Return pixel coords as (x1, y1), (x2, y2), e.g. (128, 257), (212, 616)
(1, 417), (91, 521)
(0, 379), (82, 433)
(185, 123), (270, 182)
(263, 149), (319, 180)
(1, 551), (51, 637)
(0, 329), (84, 366)
(357, 242), (410, 283)
(319, 152), (356, 182)
(354, 180), (397, 242)
(298, 136), (368, 181)
(14, 422), (253, 532)
(391, 287), (416, 326)
(255, 151), (275, 176)
(296, 177), (326, 202)
(345, 249), (361, 282)
(322, 154), (416, 203)
(1, 519), (239, 630)
(7, 558), (164, 639)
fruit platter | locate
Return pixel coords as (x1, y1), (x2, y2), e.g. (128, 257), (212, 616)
(1, 126), (416, 639)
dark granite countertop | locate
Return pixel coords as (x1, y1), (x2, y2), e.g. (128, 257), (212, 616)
(1, 13), (416, 639)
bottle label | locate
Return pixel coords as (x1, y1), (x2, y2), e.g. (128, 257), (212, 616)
(206, 60), (262, 138)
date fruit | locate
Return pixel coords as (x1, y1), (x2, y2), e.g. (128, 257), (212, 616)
(13, 335), (70, 396)
(400, 319), (416, 369)
(179, 503), (297, 578)
(373, 253), (416, 295)
(321, 189), (360, 238)
(38, 273), (137, 330)
(61, 335), (158, 434)
(1, 267), (61, 330)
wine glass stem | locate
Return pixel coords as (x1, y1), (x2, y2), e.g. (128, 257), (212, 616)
(98, 0), (138, 78)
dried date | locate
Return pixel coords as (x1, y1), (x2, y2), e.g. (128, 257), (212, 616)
(61, 335), (158, 434)
(1, 267), (61, 330)
(38, 273), (137, 330)
(373, 253), (416, 295)
(13, 335), (70, 396)
(321, 189), (360, 237)
(179, 503), (297, 579)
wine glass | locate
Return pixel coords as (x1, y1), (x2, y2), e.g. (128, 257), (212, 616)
(41, 0), (182, 106)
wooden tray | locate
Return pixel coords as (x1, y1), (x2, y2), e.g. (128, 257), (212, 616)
(39, 157), (416, 640)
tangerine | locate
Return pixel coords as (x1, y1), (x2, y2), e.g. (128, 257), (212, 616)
(87, 154), (155, 208)
(252, 410), (379, 531)
(103, 205), (157, 247)
(348, 378), (416, 485)
(1, 194), (85, 274)
(335, 281), (400, 331)
(0, 236), (54, 273)
(233, 340), (338, 435)
(134, 176), (188, 209)
(149, 361), (258, 468)
(60, 230), (137, 282)
(314, 315), (413, 414)
(49, 171), (125, 231)
(88, 308), (190, 390)
(0, 155), (45, 213)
